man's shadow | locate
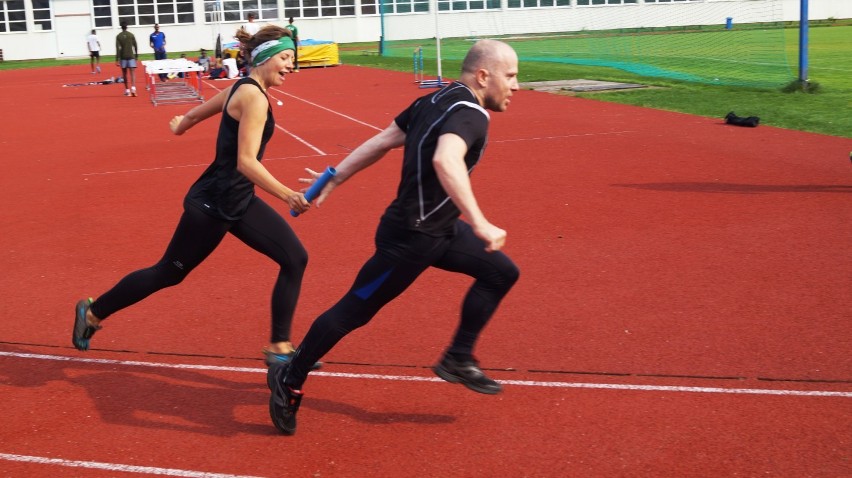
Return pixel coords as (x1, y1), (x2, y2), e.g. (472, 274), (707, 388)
(307, 397), (456, 425)
(0, 348), (455, 436)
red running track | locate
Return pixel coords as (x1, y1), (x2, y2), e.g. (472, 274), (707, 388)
(0, 63), (850, 477)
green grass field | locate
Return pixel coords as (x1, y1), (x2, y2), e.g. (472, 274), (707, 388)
(387, 27), (795, 88)
(351, 24), (852, 138)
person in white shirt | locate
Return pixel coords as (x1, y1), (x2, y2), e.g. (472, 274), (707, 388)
(222, 52), (239, 79)
(241, 12), (261, 75)
(86, 29), (101, 74)
(242, 12), (261, 36)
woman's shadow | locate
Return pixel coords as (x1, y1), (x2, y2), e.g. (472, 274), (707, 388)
(0, 348), (455, 437)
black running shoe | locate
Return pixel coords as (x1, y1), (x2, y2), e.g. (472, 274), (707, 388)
(268, 362), (303, 435)
(433, 355), (502, 395)
(72, 298), (101, 351)
(263, 348), (323, 371)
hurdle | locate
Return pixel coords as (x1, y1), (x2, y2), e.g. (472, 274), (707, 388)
(412, 47), (448, 89)
(142, 59), (205, 106)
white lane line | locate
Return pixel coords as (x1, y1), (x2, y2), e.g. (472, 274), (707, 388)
(202, 79), (326, 155)
(271, 88), (385, 132)
(492, 130), (637, 143)
(2, 351), (850, 398)
(81, 153), (337, 177)
(81, 162), (211, 176)
(0, 453), (265, 478)
(273, 123), (327, 155)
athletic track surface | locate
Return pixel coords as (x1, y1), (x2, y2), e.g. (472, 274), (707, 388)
(0, 64), (850, 477)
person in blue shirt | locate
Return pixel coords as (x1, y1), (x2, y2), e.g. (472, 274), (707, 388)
(149, 23), (167, 81)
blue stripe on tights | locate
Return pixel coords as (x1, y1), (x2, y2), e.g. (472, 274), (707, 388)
(354, 269), (392, 300)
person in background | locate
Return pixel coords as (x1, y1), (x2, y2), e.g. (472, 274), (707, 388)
(222, 52), (239, 79)
(241, 12), (262, 75)
(284, 17), (299, 71)
(115, 21), (138, 97)
(208, 56), (226, 79)
(149, 23), (168, 81)
(177, 52), (188, 79)
(236, 50), (248, 77)
(197, 48), (211, 74)
(86, 29), (101, 74)
(242, 12), (261, 36)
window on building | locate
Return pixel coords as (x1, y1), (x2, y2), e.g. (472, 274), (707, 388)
(370, 0), (428, 15)
(203, 0), (279, 25)
(285, 0), (357, 18)
(323, 0), (355, 17)
(437, 0), (499, 11)
(117, 0), (195, 26)
(92, 0), (113, 27)
(359, 0), (439, 15)
(360, 0), (376, 15)
(0, 0), (26, 33)
(285, 0), (316, 18)
(31, 0), (52, 31)
(232, 0), (278, 21)
(508, 0), (571, 8)
(576, 0), (638, 5)
(257, 0), (279, 20)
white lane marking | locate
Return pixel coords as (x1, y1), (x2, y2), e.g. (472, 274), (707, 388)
(201, 79), (326, 155)
(0, 453), (265, 478)
(80, 129), (631, 176)
(491, 130), (637, 143)
(1, 351), (849, 398)
(80, 153), (337, 177)
(271, 88), (384, 132)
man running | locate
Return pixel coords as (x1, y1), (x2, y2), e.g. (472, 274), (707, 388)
(268, 39), (521, 435)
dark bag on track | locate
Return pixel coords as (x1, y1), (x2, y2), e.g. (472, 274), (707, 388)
(725, 111), (760, 127)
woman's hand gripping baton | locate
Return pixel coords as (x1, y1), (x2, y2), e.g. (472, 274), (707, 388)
(291, 166), (337, 217)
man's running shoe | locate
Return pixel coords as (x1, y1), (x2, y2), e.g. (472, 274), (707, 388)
(263, 347), (323, 370)
(72, 298), (101, 351)
(433, 354), (502, 395)
(268, 362), (303, 435)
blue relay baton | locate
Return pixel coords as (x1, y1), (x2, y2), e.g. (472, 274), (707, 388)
(291, 166), (337, 217)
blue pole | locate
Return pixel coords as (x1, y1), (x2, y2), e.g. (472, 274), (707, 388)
(379, 0), (385, 55)
(798, 0), (808, 83)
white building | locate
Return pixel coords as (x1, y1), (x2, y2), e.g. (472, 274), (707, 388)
(0, 0), (849, 61)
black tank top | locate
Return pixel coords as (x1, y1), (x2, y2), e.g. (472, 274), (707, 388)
(384, 82), (489, 236)
(185, 77), (275, 220)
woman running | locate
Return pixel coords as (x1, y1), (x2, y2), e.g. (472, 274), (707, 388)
(73, 25), (311, 365)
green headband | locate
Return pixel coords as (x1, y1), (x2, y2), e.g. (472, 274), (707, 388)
(251, 37), (295, 67)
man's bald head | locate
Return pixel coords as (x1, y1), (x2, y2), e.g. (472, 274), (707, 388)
(459, 40), (519, 113)
(461, 39), (516, 77)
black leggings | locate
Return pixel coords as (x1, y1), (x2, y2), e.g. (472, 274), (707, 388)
(90, 197), (307, 343)
(286, 220), (519, 389)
